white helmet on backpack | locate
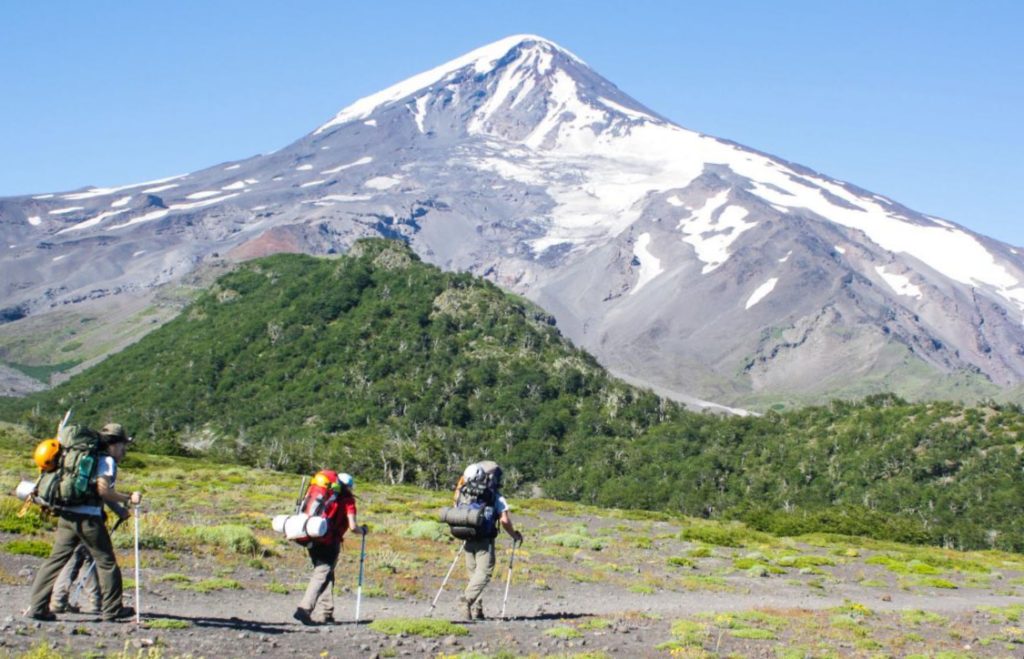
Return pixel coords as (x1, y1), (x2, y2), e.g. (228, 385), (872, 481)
(462, 463), (484, 484)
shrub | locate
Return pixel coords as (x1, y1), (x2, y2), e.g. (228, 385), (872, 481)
(543, 532), (606, 551)
(544, 625), (583, 640)
(186, 524), (260, 555)
(0, 498), (51, 534)
(145, 619), (191, 629)
(679, 522), (768, 548)
(177, 577), (242, 593)
(402, 520), (449, 542)
(369, 617), (468, 637)
(3, 539), (51, 557)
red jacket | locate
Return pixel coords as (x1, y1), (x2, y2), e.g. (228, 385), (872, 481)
(321, 493), (356, 545)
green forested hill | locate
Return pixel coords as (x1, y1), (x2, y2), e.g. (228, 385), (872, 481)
(2, 239), (1023, 551)
(1, 239), (666, 482)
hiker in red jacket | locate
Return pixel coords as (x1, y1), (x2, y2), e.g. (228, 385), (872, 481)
(293, 470), (364, 625)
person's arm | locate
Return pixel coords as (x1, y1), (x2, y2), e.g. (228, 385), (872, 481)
(500, 510), (523, 544)
(345, 498), (365, 535)
(96, 477), (141, 508)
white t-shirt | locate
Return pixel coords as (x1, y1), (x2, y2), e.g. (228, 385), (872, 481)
(65, 455), (117, 517)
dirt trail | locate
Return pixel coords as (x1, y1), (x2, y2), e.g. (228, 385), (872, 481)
(3, 543), (1023, 658)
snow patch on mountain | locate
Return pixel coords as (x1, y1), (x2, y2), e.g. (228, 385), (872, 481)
(746, 277), (779, 309)
(679, 190), (757, 274)
(321, 157), (372, 175)
(630, 233), (661, 295)
(142, 183), (179, 194)
(187, 190), (225, 200)
(875, 266), (922, 298)
(365, 176), (401, 190)
(60, 174), (187, 200)
(57, 208), (129, 234)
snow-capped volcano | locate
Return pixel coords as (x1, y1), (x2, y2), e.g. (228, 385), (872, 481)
(2, 35), (1023, 406)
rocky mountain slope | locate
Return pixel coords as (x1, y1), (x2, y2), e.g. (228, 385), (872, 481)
(3, 34), (1023, 407)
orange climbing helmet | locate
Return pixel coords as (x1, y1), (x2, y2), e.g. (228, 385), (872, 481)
(33, 438), (61, 472)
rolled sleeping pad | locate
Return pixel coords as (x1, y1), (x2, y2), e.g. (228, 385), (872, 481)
(440, 506), (486, 528)
(283, 513), (329, 540)
(15, 480), (36, 502)
(271, 514), (289, 534)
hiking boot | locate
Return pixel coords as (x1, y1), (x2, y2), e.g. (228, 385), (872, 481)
(50, 603), (69, 614)
(101, 606), (135, 622)
(472, 607), (486, 621)
(317, 614), (335, 625)
(292, 607), (315, 626)
(24, 609), (57, 622)
(456, 598), (473, 621)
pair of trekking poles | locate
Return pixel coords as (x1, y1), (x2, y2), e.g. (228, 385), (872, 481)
(426, 537), (523, 620)
(70, 504), (143, 624)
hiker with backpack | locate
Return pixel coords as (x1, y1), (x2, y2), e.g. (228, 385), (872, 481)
(24, 423), (141, 622)
(442, 461), (523, 620)
(291, 470), (365, 626)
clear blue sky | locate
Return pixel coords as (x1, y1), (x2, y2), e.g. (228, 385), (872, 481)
(2, 1), (1021, 245)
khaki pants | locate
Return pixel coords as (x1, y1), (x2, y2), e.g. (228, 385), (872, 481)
(299, 542), (339, 620)
(462, 537), (496, 613)
(27, 512), (123, 618)
(50, 544), (100, 613)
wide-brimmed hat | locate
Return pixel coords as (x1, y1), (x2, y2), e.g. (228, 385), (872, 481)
(99, 423), (132, 444)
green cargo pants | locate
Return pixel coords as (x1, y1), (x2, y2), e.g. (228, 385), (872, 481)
(27, 512), (123, 619)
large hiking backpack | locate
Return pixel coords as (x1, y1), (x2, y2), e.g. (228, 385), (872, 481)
(271, 470), (338, 544)
(440, 461), (503, 540)
(34, 425), (104, 510)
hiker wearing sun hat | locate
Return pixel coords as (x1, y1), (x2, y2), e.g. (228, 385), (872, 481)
(24, 421), (141, 623)
(292, 470), (365, 626)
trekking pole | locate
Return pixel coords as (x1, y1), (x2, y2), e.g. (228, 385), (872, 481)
(500, 537), (522, 620)
(70, 559), (96, 608)
(427, 541), (465, 617)
(133, 504), (141, 624)
(355, 526), (368, 622)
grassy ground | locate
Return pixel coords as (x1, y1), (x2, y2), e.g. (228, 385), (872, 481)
(2, 422), (1024, 657)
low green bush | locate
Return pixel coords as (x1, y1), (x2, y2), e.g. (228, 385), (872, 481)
(3, 539), (51, 557)
(0, 498), (51, 534)
(186, 524), (260, 555)
(544, 625), (583, 640)
(177, 577), (242, 593)
(402, 520), (448, 542)
(679, 522), (768, 548)
(369, 617), (468, 637)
